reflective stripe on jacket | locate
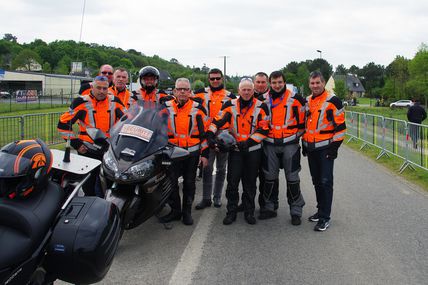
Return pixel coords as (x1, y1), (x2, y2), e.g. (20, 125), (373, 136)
(165, 99), (208, 154)
(132, 88), (167, 103)
(302, 90), (346, 150)
(208, 98), (269, 145)
(261, 89), (306, 145)
(57, 94), (124, 144)
(109, 86), (131, 109)
(194, 88), (233, 129)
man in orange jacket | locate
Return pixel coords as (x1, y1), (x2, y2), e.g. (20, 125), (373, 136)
(260, 71), (306, 225)
(109, 67), (132, 109)
(58, 75), (125, 196)
(131, 66), (169, 103)
(206, 78), (269, 225)
(160, 78), (209, 225)
(302, 71), (346, 232)
(194, 68), (236, 209)
(79, 64), (114, 95)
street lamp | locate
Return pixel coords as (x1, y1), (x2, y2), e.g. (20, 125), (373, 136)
(316, 50), (322, 59)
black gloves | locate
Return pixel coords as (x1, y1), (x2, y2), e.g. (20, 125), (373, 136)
(206, 131), (216, 148)
(326, 141), (342, 160)
(237, 141), (248, 151)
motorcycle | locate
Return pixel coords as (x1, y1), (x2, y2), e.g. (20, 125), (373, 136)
(99, 102), (189, 231)
(0, 145), (121, 285)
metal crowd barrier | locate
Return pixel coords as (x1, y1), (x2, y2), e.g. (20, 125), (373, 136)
(346, 111), (428, 173)
(0, 112), (64, 147)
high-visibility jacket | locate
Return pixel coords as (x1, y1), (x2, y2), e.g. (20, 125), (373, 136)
(164, 98), (209, 157)
(260, 89), (306, 145)
(109, 86), (131, 109)
(302, 90), (346, 150)
(194, 88), (235, 129)
(57, 93), (124, 150)
(131, 88), (168, 103)
(208, 97), (270, 151)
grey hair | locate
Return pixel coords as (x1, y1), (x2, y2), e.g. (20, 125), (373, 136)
(175, 78), (191, 87)
(239, 78), (254, 89)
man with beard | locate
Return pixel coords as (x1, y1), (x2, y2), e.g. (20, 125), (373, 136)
(259, 71), (306, 225)
(131, 66), (169, 103)
(194, 68), (236, 209)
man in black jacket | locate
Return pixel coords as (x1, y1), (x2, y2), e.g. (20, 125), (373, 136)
(407, 100), (427, 148)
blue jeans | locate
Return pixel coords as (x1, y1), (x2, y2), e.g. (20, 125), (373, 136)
(307, 148), (335, 220)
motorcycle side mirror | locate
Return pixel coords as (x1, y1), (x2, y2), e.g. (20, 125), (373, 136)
(87, 127), (109, 150)
(162, 146), (189, 161)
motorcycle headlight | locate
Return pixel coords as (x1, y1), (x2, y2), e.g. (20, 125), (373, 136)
(121, 159), (155, 182)
(103, 150), (118, 173)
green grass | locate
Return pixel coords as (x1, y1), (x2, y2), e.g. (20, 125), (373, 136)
(347, 106), (428, 123)
(345, 135), (428, 191)
(0, 103), (68, 115)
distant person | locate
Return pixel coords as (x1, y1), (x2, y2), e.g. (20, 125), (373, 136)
(109, 68), (132, 109)
(302, 71), (346, 232)
(79, 64), (114, 95)
(407, 100), (427, 148)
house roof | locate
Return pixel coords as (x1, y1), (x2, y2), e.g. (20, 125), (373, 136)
(334, 74), (365, 92)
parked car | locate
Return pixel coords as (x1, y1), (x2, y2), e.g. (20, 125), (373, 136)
(0, 91), (10, 98)
(389, 100), (414, 108)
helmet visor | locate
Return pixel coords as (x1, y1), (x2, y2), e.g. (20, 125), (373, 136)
(0, 152), (32, 178)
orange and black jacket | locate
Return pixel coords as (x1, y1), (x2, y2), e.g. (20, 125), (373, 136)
(109, 86), (132, 109)
(207, 97), (270, 151)
(130, 88), (170, 104)
(164, 98), (209, 158)
(302, 90), (346, 150)
(194, 88), (236, 129)
(260, 89), (306, 145)
(57, 93), (125, 150)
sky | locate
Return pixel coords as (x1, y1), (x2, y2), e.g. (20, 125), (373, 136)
(2, 0), (428, 76)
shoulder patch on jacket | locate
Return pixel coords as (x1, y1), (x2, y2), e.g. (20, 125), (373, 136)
(70, 96), (87, 109)
(328, 95), (344, 109)
(292, 94), (307, 106)
(194, 88), (207, 94)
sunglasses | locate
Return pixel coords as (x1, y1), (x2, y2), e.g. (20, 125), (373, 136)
(240, 77), (253, 82)
(94, 75), (108, 81)
(176, 88), (190, 92)
(209, 77), (222, 81)
(101, 71), (113, 75)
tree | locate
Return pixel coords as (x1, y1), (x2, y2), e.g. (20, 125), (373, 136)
(333, 79), (347, 100)
(12, 49), (42, 71)
(359, 62), (385, 97)
(3, 33), (17, 42)
(308, 58), (333, 82)
(348, 65), (360, 75)
(335, 64), (348, 75)
(385, 56), (410, 99)
(407, 45), (428, 104)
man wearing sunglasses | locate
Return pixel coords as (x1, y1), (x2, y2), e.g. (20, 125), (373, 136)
(58, 75), (125, 196)
(194, 68), (236, 210)
(79, 64), (114, 96)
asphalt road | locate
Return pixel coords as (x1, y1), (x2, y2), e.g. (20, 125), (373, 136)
(61, 145), (428, 285)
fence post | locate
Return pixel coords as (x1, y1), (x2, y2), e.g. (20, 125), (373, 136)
(20, 115), (25, 140)
(360, 113), (370, 150)
(399, 122), (415, 173)
(346, 111), (358, 143)
(61, 89), (63, 105)
(376, 116), (390, 160)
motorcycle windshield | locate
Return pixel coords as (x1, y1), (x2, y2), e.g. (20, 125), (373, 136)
(109, 101), (169, 162)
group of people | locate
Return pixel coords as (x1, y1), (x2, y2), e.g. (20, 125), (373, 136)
(58, 64), (346, 232)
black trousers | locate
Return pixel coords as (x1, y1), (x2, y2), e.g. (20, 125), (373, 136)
(307, 148), (334, 220)
(79, 149), (103, 197)
(225, 149), (262, 215)
(168, 153), (200, 212)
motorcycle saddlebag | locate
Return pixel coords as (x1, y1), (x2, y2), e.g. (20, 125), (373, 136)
(45, 196), (120, 284)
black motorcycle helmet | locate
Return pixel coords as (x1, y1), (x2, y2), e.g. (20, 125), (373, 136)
(139, 66), (160, 93)
(0, 139), (52, 199)
(215, 131), (237, 152)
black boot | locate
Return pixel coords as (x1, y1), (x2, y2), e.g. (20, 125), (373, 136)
(195, 199), (212, 210)
(223, 212), (237, 225)
(182, 198), (194, 225)
(159, 209), (181, 223)
(244, 213), (256, 225)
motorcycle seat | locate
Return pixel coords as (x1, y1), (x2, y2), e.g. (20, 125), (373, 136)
(0, 181), (64, 269)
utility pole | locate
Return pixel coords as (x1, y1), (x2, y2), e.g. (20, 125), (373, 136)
(220, 56), (230, 85)
(316, 49), (322, 59)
